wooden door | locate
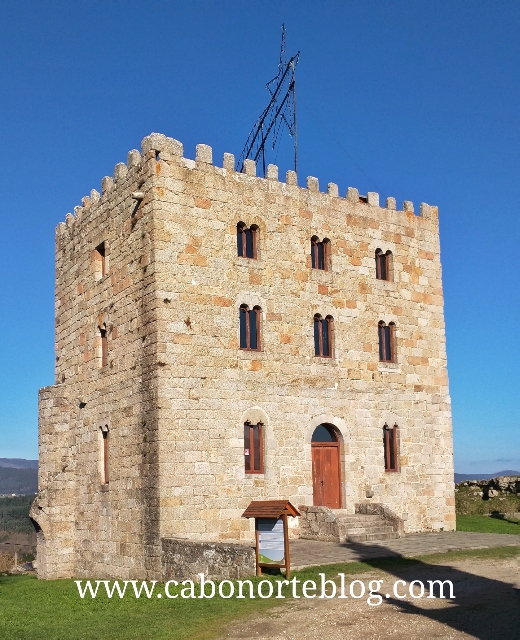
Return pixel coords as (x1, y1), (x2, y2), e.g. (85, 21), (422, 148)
(312, 443), (341, 508)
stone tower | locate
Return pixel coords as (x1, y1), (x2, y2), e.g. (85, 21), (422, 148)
(31, 133), (455, 580)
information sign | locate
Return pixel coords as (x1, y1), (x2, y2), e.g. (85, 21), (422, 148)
(241, 500), (300, 579)
(257, 518), (285, 564)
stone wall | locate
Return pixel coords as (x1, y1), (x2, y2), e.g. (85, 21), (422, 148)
(150, 134), (454, 540)
(30, 386), (75, 579)
(457, 476), (520, 497)
(33, 144), (163, 579)
(455, 476), (520, 516)
(161, 538), (255, 582)
(298, 506), (341, 542)
(34, 131), (455, 580)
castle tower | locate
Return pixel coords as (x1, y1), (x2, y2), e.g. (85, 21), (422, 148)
(31, 133), (455, 580)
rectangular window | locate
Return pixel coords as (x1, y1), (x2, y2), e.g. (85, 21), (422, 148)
(376, 253), (386, 280)
(384, 425), (399, 472)
(93, 242), (106, 279)
(101, 428), (109, 483)
(245, 228), (254, 258)
(311, 239), (329, 270)
(314, 316), (333, 357)
(237, 225), (257, 259)
(240, 306), (261, 351)
(378, 323), (395, 363)
(249, 310), (258, 349)
(100, 328), (108, 367)
(376, 251), (392, 281)
(244, 422), (263, 473)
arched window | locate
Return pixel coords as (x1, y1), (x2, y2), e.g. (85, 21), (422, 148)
(311, 237), (330, 270)
(383, 424), (399, 472)
(237, 223), (258, 259)
(244, 421), (263, 474)
(375, 249), (392, 281)
(311, 424), (338, 442)
(378, 321), (395, 363)
(314, 314), (333, 357)
(240, 305), (261, 351)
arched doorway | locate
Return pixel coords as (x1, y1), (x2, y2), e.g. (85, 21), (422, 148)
(311, 424), (341, 508)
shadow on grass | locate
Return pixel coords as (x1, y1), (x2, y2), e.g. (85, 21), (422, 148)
(490, 511), (520, 524)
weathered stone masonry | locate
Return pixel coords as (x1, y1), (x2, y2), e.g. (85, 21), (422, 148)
(31, 132), (455, 580)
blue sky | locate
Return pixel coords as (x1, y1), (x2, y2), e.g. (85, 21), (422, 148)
(0, 1), (518, 473)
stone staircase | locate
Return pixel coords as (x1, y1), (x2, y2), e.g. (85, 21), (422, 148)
(298, 504), (403, 543)
(335, 512), (399, 543)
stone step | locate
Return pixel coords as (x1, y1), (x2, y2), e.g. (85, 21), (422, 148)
(339, 520), (389, 528)
(337, 515), (384, 523)
(345, 531), (400, 543)
(299, 505), (402, 545)
(339, 517), (396, 527)
(340, 525), (397, 536)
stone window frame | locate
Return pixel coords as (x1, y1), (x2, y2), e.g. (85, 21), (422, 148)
(375, 248), (393, 281)
(311, 236), (331, 271)
(238, 407), (270, 479)
(314, 314), (334, 358)
(378, 320), (396, 363)
(383, 424), (400, 472)
(239, 304), (262, 351)
(237, 222), (259, 260)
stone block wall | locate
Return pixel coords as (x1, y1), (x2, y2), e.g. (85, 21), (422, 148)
(33, 144), (166, 579)
(148, 134), (455, 541)
(298, 506), (341, 542)
(161, 538), (255, 582)
(30, 386), (75, 579)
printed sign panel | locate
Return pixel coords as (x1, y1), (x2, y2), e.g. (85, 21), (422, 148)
(257, 517), (285, 564)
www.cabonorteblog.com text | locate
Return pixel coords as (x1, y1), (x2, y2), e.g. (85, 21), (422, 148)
(75, 574), (455, 605)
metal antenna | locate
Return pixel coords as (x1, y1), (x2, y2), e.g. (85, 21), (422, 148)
(236, 25), (300, 177)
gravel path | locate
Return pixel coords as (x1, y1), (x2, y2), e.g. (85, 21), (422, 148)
(220, 554), (520, 640)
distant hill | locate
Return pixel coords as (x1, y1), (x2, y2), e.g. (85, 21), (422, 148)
(455, 470), (520, 484)
(0, 462), (38, 495)
(0, 459), (38, 470)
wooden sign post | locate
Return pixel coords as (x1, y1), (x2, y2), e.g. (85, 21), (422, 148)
(241, 500), (300, 580)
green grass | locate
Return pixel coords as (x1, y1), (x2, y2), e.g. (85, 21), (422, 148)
(1, 546), (519, 640)
(457, 514), (520, 534)
(0, 574), (282, 640)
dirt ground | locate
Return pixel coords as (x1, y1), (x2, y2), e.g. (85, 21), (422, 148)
(220, 555), (520, 640)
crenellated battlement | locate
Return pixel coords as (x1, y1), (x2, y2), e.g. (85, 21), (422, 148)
(57, 132), (438, 236)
